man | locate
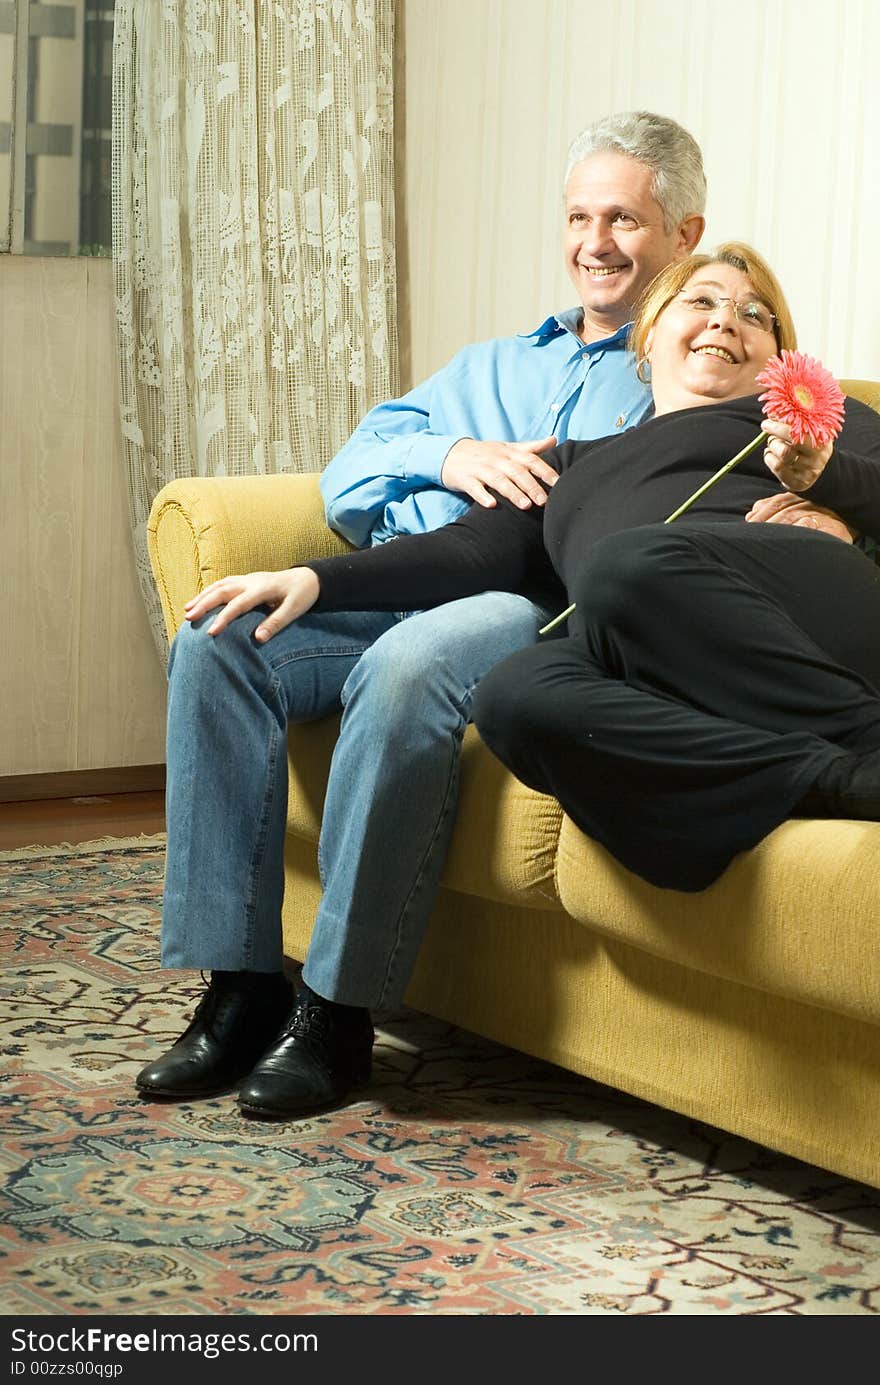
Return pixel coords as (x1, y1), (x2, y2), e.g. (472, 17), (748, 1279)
(136, 111), (707, 1115)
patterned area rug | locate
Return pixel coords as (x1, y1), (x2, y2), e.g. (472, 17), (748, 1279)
(2, 836), (879, 1317)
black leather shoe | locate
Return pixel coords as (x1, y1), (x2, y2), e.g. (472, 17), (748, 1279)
(795, 746), (880, 820)
(237, 985), (374, 1118)
(135, 970), (293, 1099)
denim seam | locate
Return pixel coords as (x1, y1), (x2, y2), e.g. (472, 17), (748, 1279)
(376, 679), (474, 1008)
(239, 668), (286, 972)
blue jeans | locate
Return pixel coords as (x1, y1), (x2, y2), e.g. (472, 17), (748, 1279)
(161, 591), (551, 1008)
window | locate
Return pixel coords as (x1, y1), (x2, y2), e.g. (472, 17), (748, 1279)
(1, 0), (114, 256)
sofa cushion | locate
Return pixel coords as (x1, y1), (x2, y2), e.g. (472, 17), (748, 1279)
(556, 813), (880, 1026)
(286, 721), (563, 909)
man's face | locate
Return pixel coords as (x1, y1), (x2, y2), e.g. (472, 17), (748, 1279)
(564, 150), (700, 342)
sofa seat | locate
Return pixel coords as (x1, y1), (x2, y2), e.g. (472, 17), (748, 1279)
(287, 719), (564, 909)
(557, 815), (880, 1026)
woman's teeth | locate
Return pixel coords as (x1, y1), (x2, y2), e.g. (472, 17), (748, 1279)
(694, 345), (736, 363)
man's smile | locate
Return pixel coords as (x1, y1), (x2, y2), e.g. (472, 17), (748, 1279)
(579, 263), (626, 277)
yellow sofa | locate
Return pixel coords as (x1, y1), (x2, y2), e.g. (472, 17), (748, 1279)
(147, 378), (880, 1191)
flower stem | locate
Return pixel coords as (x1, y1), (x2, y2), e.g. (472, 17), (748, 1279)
(538, 601), (577, 635)
(538, 429), (765, 636)
(661, 430), (764, 522)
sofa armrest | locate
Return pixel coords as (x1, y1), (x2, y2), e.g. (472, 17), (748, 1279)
(147, 473), (352, 642)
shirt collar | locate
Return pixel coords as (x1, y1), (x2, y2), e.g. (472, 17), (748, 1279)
(521, 310), (632, 352)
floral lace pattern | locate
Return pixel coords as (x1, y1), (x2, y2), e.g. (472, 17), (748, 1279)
(112, 0), (398, 651)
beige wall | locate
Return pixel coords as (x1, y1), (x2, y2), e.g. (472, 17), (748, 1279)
(1, 257), (167, 777)
(397, 0), (880, 389)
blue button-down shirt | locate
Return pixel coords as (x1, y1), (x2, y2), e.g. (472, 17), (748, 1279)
(320, 310), (652, 548)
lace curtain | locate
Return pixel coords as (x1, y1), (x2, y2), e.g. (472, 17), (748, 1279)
(112, 0), (398, 654)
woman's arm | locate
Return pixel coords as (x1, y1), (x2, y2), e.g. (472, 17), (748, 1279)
(305, 483), (555, 612)
(775, 397), (880, 535)
(181, 469), (560, 643)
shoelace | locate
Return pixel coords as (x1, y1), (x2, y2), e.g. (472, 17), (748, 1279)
(282, 1000), (331, 1045)
(178, 976), (241, 1042)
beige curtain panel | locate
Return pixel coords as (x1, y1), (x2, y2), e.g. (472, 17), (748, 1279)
(111, 0), (398, 654)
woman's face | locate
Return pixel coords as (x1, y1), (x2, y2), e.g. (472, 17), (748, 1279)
(646, 262), (779, 415)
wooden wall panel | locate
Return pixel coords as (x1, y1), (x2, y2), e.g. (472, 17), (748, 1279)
(77, 261), (167, 770)
(399, 0), (880, 389)
(0, 257), (167, 776)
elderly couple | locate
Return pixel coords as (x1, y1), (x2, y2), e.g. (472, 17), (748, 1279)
(137, 111), (880, 1118)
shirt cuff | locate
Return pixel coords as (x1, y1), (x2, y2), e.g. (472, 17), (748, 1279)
(404, 433), (471, 486)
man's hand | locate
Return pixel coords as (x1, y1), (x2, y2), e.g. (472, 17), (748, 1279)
(441, 436), (559, 509)
(745, 491), (857, 543)
(184, 568), (321, 642)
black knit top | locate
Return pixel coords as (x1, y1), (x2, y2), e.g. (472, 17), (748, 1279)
(305, 395), (880, 614)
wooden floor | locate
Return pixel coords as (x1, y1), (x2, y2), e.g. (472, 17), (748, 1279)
(0, 791), (166, 850)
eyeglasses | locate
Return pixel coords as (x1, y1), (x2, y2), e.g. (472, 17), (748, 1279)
(675, 290), (777, 335)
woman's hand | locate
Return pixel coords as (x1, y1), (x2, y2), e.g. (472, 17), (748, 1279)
(745, 491), (858, 543)
(184, 568), (321, 642)
(761, 417), (834, 493)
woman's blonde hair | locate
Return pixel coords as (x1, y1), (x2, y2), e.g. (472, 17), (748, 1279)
(630, 241), (797, 382)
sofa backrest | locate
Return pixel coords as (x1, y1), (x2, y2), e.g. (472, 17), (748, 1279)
(840, 379), (880, 414)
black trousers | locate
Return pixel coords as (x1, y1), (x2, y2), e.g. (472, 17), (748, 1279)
(473, 522), (880, 890)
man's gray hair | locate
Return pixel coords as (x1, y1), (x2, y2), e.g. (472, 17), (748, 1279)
(565, 111), (707, 232)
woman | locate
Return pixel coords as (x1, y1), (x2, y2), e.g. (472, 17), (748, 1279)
(187, 243), (880, 891)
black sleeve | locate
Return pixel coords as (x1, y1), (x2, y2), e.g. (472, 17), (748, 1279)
(801, 396), (880, 536)
(303, 464), (562, 613)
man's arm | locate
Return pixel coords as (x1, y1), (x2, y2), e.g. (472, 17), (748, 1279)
(320, 348), (559, 547)
(319, 372), (470, 548)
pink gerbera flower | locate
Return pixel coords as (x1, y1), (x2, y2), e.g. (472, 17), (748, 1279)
(756, 350), (846, 446)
